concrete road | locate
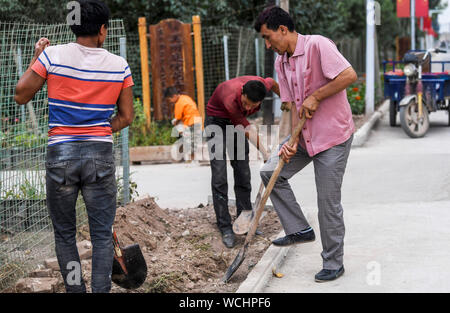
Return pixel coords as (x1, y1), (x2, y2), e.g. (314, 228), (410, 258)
(261, 109), (450, 292)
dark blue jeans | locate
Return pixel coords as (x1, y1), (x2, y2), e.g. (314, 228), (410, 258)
(46, 141), (116, 293)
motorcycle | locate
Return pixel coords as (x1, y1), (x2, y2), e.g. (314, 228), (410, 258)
(383, 48), (450, 138)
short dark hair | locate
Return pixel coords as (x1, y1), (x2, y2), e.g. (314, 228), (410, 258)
(163, 86), (179, 98)
(254, 6), (295, 33)
(242, 80), (267, 102)
(70, 0), (110, 37)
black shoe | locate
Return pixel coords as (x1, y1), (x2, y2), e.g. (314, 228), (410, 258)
(221, 229), (236, 248)
(272, 229), (315, 247)
(315, 266), (345, 282)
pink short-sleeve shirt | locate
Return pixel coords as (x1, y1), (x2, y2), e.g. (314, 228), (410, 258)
(275, 34), (355, 156)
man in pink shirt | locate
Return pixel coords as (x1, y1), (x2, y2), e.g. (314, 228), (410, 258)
(255, 6), (358, 282)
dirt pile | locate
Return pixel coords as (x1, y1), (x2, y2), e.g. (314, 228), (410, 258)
(75, 197), (282, 293)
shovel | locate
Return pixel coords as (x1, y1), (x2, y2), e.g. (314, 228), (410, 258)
(223, 116), (307, 283)
(232, 182), (265, 235)
(111, 227), (148, 289)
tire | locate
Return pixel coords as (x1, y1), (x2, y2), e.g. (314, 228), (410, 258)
(448, 106), (450, 127)
(389, 100), (397, 127)
(399, 100), (430, 138)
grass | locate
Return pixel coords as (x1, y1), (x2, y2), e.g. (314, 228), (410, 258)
(143, 272), (185, 293)
(186, 233), (209, 245)
(193, 242), (211, 252)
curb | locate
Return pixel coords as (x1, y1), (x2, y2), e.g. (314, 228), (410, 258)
(236, 208), (312, 293)
(352, 99), (389, 147)
(235, 229), (289, 293)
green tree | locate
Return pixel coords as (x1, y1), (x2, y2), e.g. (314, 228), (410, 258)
(289, 0), (346, 39)
(0, 0), (25, 21)
(0, 0), (67, 23)
(105, 0), (268, 32)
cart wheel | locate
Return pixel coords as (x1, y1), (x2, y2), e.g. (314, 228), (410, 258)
(389, 100), (397, 127)
(399, 100), (429, 138)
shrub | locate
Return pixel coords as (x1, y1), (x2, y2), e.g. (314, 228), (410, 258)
(347, 82), (365, 115)
(129, 99), (179, 147)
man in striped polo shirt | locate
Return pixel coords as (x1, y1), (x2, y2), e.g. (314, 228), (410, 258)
(15, 0), (134, 293)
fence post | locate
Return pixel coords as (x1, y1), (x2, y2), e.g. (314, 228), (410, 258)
(366, 0), (375, 116)
(255, 38), (260, 77)
(17, 48), (26, 124)
(235, 28), (243, 77)
(120, 37), (130, 205)
(411, 0), (416, 51)
(223, 35), (230, 81)
(16, 47), (39, 135)
(278, 0), (290, 138)
(138, 17), (151, 128)
(192, 16), (205, 124)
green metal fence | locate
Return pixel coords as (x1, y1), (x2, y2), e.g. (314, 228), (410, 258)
(201, 25), (260, 105)
(0, 20), (130, 291)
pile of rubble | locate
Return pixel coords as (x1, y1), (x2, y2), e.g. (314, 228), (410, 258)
(14, 240), (92, 293)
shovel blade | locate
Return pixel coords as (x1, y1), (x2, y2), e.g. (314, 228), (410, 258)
(233, 211), (267, 235)
(222, 247), (246, 283)
(232, 210), (253, 235)
(112, 243), (147, 289)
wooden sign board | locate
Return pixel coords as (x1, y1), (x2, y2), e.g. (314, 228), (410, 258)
(396, 36), (411, 61)
(149, 19), (195, 120)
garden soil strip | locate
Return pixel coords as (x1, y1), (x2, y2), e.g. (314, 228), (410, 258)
(53, 197), (282, 293)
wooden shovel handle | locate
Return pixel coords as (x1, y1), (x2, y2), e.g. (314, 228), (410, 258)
(244, 116), (307, 245)
(112, 227), (128, 275)
(252, 181), (265, 211)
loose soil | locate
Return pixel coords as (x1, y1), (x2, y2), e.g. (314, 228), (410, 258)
(58, 197), (283, 293)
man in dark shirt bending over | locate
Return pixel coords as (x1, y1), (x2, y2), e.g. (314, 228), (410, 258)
(205, 76), (280, 248)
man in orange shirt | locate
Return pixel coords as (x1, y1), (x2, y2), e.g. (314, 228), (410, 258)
(164, 87), (202, 162)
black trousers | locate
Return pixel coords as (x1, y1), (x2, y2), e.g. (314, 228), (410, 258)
(205, 115), (252, 233)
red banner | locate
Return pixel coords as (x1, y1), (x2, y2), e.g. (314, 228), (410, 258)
(422, 16), (437, 37)
(397, 0), (410, 18)
(415, 0), (429, 17)
(422, 16), (432, 29)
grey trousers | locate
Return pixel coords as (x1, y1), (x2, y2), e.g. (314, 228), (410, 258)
(260, 134), (353, 270)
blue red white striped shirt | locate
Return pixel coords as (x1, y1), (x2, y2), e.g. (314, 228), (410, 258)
(31, 42), (134, 146)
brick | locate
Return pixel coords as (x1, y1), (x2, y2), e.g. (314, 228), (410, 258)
(76, 240), (92, 250)
(44, 258), (60, 271)
(77, 240), (92, 260)
(29, 268), (53, 278)
(15, 277), (59, 293)
(78, 247), (92, 260)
